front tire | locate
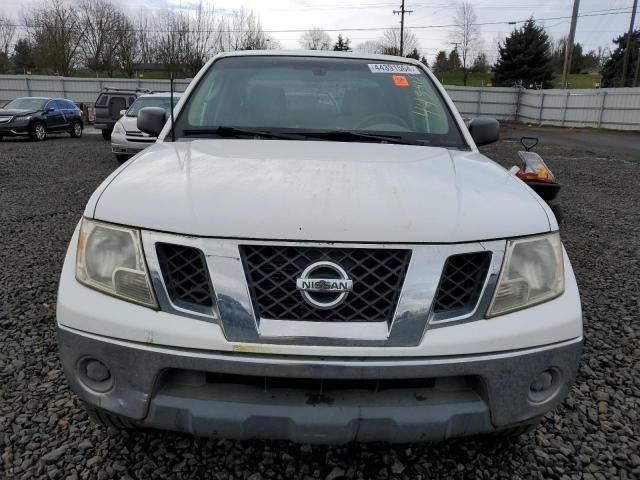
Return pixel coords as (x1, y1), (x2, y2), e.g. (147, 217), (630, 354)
(101, 129), (112, 141)
(31, 122), (46, 141)
(83, 402), (135, 431)
(115, 154), (131, 164)
(70, 120), (83, 138)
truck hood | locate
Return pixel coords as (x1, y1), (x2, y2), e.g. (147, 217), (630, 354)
(91, 140), (551, 243)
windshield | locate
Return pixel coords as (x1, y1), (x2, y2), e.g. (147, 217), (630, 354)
(174, 56), (466, 148)
(127, 96), (179, 117)
(4, 98), (47, 111)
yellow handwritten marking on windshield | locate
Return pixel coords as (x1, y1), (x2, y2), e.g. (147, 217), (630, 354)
(410, 76), (446, 126)
(411, 77), (434, 117)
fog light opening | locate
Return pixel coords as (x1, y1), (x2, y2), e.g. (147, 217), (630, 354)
(529, 367), (562, 404)
(77, 357), (114, 393)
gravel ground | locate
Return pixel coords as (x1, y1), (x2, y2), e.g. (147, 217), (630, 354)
(1, 132), (639, 479)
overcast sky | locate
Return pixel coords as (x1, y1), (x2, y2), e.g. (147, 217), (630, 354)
(1, 0), (638, 63)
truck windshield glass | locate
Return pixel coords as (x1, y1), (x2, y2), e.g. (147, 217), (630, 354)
(127, 97), (179, 117)
(4, 98), (47, 111)
(175, 56), (466, 148)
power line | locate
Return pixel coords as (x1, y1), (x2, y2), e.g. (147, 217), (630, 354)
(6, 7), (634, 34)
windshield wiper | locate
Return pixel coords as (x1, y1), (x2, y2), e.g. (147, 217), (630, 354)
(183, 126), (300, 140)
(296, 130), (409, 145)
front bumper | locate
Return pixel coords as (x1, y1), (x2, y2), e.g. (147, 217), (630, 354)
(58, 326), (582, 443)
(111, 144), (144, 155)
(0, 126), (30, 137)
(111, 132), (154, 155)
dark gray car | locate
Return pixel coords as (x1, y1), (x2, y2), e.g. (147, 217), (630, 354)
(0, 97), (83, 141)
(93, 87), (153, 140)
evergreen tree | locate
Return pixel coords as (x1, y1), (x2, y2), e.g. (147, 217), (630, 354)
(550, 38), (590, 74)
(432, 50), (448, 72)
(405, 47), (420, 60)
(493, 19), (554, 88)
(448, 49), (462, 70)
(333, 34), (350, 52)
(0, 53), (10, 74)
(11, 38), (35, 74)
(420, 55), (428, 68)
(601, 29), (639, 87)
(471, 52), (490, 73)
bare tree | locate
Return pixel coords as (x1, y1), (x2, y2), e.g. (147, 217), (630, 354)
(25, 0), (85, 76)
(299, 27), (331, 50)
(353, 40), (384, 54)
(154, 10), (190, 73)
(216, 8), (271, 52)
(379, 28), (419, 56)
(135, 10), (155, 65)
(450, 2), (481, 85)
(115, 15), (139, 78)
(0, 16), (15, 73)
(78, 0), (120, 75)
(0, 16), (16, 57)
(184, 1), (217, 75)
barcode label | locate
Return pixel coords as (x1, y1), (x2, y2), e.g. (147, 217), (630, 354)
(368, 64), (421, 74)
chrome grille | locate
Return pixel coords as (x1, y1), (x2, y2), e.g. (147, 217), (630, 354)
(433, 252), (491, 317)
(0, 116), (12, 124)
(240, 246), (411, 323)
(156, 243), (214, 310)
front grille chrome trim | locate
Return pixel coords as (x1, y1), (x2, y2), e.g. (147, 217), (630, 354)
(140, 232), (506, 347)
(240, 245), (412, 324)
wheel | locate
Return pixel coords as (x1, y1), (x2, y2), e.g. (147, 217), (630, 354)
(70, 120), (83, 138)
(492, 420), (540, 439)
(550, 204), (563, 225)
(101, 129), (112, 141)
(31, 121), (47, 141)
(115, 154), (131, 164)
(83, 402), (136, 431)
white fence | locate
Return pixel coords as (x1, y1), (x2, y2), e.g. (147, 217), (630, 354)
(1, 74), (640, 131)
(441, 86), (640, 131)
(0, 75), (192, 103)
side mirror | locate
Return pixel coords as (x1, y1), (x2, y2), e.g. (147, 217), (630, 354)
(137, 107), (166, 136)
(45, 107), (55, 113)
(469, 117), (499, 146)
(119, 109), (127, 117)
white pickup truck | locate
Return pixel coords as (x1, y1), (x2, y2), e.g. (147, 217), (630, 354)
(57, 51), (582, 444)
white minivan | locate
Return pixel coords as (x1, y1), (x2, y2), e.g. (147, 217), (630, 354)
(57, 51), (582, 444)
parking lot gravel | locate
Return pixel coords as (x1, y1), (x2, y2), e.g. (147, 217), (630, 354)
(1, 132), (639, 479)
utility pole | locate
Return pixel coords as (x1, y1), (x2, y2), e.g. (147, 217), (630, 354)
(561, 0), (580, 89)
(393, 1), (413, 56)
(633, 46), (640, 87)
(621, 0), (638, 87)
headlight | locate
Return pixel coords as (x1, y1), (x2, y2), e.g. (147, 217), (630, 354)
(487, 232), (564, 317)
(75, 218), (157, 308)
(112, 122), (125, 135)
(12, 115), (31, 126)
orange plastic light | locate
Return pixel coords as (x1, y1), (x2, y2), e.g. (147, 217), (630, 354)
(392, 75), (409, 87)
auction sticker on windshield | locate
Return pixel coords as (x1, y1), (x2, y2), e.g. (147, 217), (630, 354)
(368, 64), (421, 74)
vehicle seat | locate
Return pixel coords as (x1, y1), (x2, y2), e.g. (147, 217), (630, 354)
(243, 86), (287, 128)
(340, 86), (393, 129)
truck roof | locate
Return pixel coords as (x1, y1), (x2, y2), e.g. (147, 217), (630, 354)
(215, 49), (426, 67)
